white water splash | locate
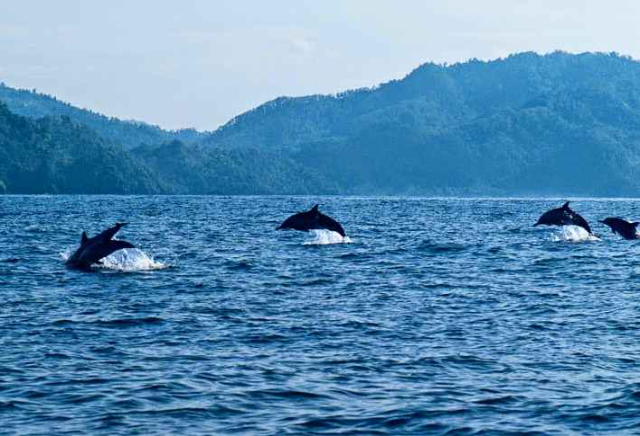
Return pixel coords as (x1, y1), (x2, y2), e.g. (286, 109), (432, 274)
(61, 248), (169, 271)
(303, 229), (353, 245)
(60, 247), (74, 261)
(98, 248), (168, 271)
(550, 225), (600, 242)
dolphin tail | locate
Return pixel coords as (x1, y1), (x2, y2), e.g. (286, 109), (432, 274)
(632, 222), (640, 228)
(109, 240), (134, 250)
(101, 240), (135, 260)
(95, 240), (135, 263)
(97, 222), (130, 242)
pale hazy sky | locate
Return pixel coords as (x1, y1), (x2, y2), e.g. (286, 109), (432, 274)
(2, 1), (640, 130)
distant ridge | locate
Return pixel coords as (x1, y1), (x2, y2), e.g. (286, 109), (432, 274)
(4, 51), (640, 195)
(0, 83), (206, 150)
(0, 101), (162, 194)
(201, 51), (640, 196)
(0, 100), (337, 195)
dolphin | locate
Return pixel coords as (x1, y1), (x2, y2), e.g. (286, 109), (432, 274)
(599, 217), (640, 240)
(534, 201), (593, 234)
(276, 204), (346, 237)
(66, 222), (135, 270)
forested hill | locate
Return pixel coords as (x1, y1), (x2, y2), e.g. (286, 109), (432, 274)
(0, 102), (337, 195)
(202, 51), (640, 195)
(204, 51), (640, 151)
(0, 102), (162, 194)
(0, 83), (205, 150)
(4, 51), (640, 195)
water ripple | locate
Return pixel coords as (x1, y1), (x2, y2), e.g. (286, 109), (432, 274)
(1, 196), (640, 434)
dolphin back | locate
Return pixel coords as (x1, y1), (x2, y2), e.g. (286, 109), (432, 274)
(535, 203), (592, 234)
(600, 217), (638, 240)
(318, 213), (346, 237)
(277, 212), (309, 231)
(570, 212), (592, 234)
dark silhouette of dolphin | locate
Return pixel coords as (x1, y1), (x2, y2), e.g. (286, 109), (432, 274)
(276, 204), (346, 237)
(534, 201), (593, 234)
(66, 223), (135, 270)
(599, 217), (640, 240)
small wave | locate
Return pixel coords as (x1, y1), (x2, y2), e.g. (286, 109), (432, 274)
(60, 248), (169, 271)
(417, 240), (467, 254)
(53, 317), (164, 327)
(303, 229), (352, 245)
(225, 259), (253, 271)
(550, 225), (600, 242)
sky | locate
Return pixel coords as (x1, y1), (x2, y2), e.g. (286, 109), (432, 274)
(2, 0), (640, 131)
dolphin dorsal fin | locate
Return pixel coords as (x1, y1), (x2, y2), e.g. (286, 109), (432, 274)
(562, 201), (571, 210)
(81, 231), (88, 245)
(310, 204), (320, 214)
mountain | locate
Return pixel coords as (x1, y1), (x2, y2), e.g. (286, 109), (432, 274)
(0, 102), (162, 194)
(3, 51), (640, 195)
(203, 51), (640, 195)
(0, 83), (205, 150)
(0, 102), (337, 195)
(133, 140), (338, 195)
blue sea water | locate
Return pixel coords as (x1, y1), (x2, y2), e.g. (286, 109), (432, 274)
(2, 196), (640, 435)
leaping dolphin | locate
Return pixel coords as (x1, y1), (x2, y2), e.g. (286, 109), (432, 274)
(276, 204), (346, 237)
(599, 217), (640, 240)
(534, 201), (593, 234)
(66, 223), (135, 270)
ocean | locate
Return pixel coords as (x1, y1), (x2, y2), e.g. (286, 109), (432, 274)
(2, 196), (640, 434)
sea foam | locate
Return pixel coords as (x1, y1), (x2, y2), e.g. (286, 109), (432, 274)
(303, 229), (353, 245)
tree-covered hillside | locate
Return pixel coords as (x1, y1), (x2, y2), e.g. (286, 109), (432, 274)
(202, 51), (640, 195)
(0, 103), (337, 195)
(4, 51), (640, 195)
(0, 83), (205, 150)
(0, 102), (163, 194)
(133, 140), (338, 195)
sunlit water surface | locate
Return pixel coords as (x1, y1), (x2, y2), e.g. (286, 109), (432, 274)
(2, 196), (640, 435)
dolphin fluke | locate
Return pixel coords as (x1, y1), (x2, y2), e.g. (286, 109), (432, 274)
(107, 240), (135, 250)
(277, 204), (346, 237)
